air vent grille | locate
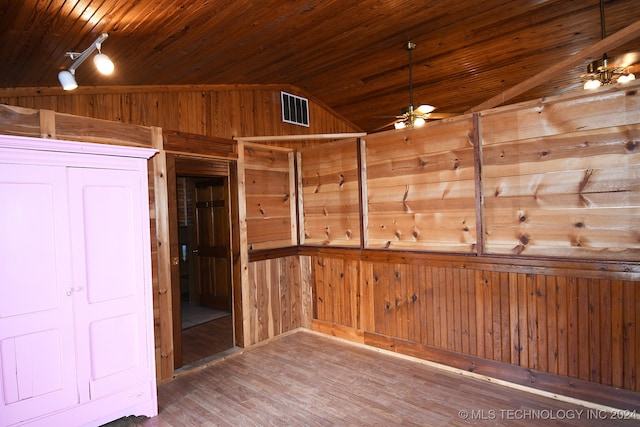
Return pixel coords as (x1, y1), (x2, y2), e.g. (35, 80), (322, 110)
(281, 92), (309, 127)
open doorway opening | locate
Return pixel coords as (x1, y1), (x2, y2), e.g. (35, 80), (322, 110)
(171, 158), (235, 370)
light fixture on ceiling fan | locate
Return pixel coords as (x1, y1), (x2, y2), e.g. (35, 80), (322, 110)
(582, 0), (636, 90)
(393, 41), (436, 129)
(58, 33), (114, 91)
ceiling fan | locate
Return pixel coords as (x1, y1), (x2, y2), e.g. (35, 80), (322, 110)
(389, 41), (454, 130)
(376, 41), (455, 131)
(582, 0), (637, 89)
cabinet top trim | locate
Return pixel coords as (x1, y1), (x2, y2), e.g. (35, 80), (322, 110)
(0, 134), (157, 159)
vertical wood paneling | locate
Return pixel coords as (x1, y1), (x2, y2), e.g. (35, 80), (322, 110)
(567, 276), (579, 379)
(246, 255), (309, 346)
(600, 279), (612, 386)
(474, 270), (485, 358)
(588, 279), (600, 383)
(394, 264), (407, 341)
(346, 258), (359, 329)
(556, 275), (568, 377)
(611, 280), (624, 388)
(546, 275), (558, 375)
(309, 253), (640, 394)
(360, 262), (375, 332)
(622, 281), (636, 390)
(407, 266), (421, 344)
(577, 277), (590, 381)
(536, 275), (547, 372)
(516, 273), (528, 367)
(499, 271), (511, 364)
(462, 269), (475, 356)
(0, 85), (359, 144)
(451, 269), (461, 353)
(315, 257), (326, 322)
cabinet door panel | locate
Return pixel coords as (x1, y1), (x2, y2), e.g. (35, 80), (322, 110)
(0, 163), (78, 425)
(67, 167), (152, 400)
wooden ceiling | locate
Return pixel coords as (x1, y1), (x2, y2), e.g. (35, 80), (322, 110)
(1, 0), (640, 133)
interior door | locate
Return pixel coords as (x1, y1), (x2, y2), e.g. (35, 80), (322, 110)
(194, 178), (232, 311)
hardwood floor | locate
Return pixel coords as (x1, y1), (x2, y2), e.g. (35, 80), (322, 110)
(181, 315), (234, 366)
(112, 331), (637, 426)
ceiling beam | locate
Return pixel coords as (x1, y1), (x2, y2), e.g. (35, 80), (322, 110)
(467, 19), (640, 113)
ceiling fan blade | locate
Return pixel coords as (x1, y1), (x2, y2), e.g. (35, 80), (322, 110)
(415, 104), (435, 114)
(610, 51), (640, 68)
(427, 112), (458, 119)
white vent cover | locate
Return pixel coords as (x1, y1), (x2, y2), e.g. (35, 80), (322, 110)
(281, 91), (309, 127)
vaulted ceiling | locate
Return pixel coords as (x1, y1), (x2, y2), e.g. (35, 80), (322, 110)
(1, 0), (639, 133)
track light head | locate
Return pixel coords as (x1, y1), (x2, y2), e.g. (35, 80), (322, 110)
(58, 33), (113, 90)
(58, 70), (78, 91)
(93, 53), (114, 75)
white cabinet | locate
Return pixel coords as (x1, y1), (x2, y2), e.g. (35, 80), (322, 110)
(0, 135), (157, 426)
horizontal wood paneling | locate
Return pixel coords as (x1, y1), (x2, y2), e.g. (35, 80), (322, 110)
(305, 248), (640, 407)
(364, 116), (477, 251)
(481, 90), (640, 260)
(299, 139), (361, 246)
(242, 143), (296, 250)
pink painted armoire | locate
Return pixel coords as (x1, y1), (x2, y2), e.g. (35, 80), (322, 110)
(0, 135), (158, 426)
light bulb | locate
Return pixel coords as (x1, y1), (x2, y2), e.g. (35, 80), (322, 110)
(94, 53), (114, 75)
(618, 73), (636, 83)
(583, 79), (601, 90)
(413, 117), (426, 127)
(58, 70), (78, 90)
(394, 121), (406, 129)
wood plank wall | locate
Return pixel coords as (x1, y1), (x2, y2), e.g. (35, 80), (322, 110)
(306, 249), (640, 409)
(288, 84), (640, 408)
(481, 89), (640, 260)
(299, 138), (361, 246)
(242, 142), (297, 250)
(245, 254), (312, 346)
(364, 116), (477, 251)
(0, 84), (360, 146)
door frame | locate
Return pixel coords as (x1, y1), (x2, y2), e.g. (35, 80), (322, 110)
(167, 154), (241, 370)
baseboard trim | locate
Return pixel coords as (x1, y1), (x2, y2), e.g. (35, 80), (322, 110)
(310, 321), (640, 416)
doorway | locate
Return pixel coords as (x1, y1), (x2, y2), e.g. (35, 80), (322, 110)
(171, 160), (235, 369)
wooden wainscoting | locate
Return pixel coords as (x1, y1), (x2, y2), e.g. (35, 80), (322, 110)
(304, 247), (640, 411)
(244, 254), (312, 346)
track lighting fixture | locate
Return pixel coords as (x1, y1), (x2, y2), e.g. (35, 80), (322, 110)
(58, 33), (114, 90)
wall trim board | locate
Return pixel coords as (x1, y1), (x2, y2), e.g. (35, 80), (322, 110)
(297, 246), (640, 281)
(251, 243), (640, 281)
(163, 130), (237, 159)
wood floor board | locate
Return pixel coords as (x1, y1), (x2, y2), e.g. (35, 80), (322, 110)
(181, 315), (234, 366)
(111, 331), (638, 426)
